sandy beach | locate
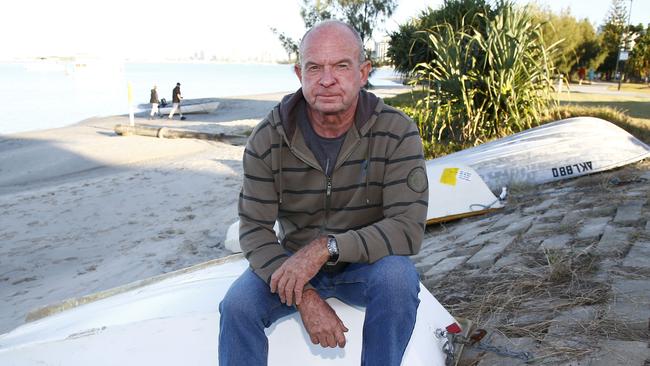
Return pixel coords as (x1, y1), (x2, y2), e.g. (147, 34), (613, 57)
(0, 86), (410, 335)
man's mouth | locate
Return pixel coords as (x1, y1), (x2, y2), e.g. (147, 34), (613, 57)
(317, 94), (339, 99)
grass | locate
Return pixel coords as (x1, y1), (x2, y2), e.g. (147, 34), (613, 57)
(605, 83), (650, 94)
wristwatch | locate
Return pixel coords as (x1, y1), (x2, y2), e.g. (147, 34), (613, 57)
(326, 235), (339, 265)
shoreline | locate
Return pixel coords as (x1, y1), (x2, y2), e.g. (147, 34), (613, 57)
(0, 86), (410, 335)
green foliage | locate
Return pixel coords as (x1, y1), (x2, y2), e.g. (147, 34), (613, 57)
(334, 0), (397, 45)
(387, 0), (493, 76)
(271, 0), (396, 62)
(409, 4), (559, 148)
(270, 27), (300, 63)
(627, 24), (650, 80)
(597, 0), (629, 76)
(300, 0), (333, 28)
(270, 0), (331, 63)
(530, 7), (606, 78)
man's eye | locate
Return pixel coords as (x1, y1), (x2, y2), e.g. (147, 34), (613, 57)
(336, 64), (349, 70)
(308, 66), (321, 72)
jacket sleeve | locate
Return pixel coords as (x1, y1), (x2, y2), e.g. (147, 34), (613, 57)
(334, 122), (428, 263)
(238, 130), (288, 284)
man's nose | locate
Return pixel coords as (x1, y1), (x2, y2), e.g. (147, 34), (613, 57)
(319, 67), (336, 87)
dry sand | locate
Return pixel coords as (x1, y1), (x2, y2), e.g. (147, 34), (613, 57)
(0, 86), (410, 334)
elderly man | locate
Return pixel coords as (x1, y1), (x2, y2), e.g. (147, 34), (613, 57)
(219, 20), (428, 366)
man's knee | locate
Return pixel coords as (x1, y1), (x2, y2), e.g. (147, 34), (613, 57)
(219, 270), (268, 321)
(368, 256), (419, 297)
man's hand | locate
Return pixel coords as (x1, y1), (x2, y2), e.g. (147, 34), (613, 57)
(298, 289), (348, 348)
(270, 236), (329, 306)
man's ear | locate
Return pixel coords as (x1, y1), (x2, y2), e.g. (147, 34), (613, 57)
(359, 60), (372, 85)
(294, 64), (303, 83)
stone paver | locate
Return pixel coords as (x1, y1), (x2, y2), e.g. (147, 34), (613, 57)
(539, 233), (572, 250)
(545, 306), (597, 339)
(585, 340), (650, 366)
(522, 197), (558, 214)
(415, 161), (650, 365)
(476, 335), (537, 366)
(559, 209), (589, 226)
(596, 225), (634, 256)
(503, 216), (534, 235)
(576, 216), (610, 240)
(613, 201), (644, 225)
(466, 230), (501, 247)
(536, 208), (566, 222)
(422, 256), (468, 280)
(640, 170), (650, 180)
(453, 224), (489, 244)
(413, 248), (455, 266)
(607, 278), (650, 332)
(451, 245), (482, 257)
(621, 239), (650, 270)
(490, 212), (522, 230)
(466, 235), (516, 269)
(492, 253), (523, 271)
(414, 261), (434, 273)
(522, 222), (557, 239)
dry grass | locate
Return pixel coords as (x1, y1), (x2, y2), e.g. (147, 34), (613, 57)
(425, 246), (645, 363)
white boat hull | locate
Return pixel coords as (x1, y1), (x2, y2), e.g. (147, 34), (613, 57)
(158, 101), (220, 114)
(425, 164), (503, 224)
(430, 117), (650, 192)
(0, 255), (459, 366)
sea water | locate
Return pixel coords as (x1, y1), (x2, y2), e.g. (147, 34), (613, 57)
(0, 62), (401, 135)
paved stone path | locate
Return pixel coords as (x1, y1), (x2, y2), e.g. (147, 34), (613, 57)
(414, 160), (649, 365)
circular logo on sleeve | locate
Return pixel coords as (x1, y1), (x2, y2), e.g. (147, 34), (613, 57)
(407, 167), (428, 193)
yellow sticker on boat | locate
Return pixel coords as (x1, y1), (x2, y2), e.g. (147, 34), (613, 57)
(440, 168), (459, 186)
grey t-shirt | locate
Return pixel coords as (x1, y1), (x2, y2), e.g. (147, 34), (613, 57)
(298, 103), (346, 177)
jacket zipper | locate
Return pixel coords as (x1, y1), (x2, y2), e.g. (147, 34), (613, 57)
(323, 159), (332, 233)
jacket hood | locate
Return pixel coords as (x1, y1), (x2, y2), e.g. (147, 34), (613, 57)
(275, 88), (381, 142)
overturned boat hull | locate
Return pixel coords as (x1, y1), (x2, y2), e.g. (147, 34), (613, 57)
(429, 117), (650, 192)
(156, 100), (220, 114)
(0, 255), (460, 365)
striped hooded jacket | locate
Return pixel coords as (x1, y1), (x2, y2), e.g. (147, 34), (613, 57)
(238, 89), (429, 284)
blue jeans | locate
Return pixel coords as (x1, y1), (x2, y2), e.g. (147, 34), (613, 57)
(218, 256), (420, 366)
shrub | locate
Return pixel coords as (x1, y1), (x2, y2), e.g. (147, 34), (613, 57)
(409, 4), (559, 146)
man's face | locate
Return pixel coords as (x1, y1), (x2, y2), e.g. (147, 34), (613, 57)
(295, 25), (371, 117)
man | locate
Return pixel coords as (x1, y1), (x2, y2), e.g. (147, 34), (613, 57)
(168, 82), (183, 120)
(219, 20), (428, 366)
(149, 85), (160, 119)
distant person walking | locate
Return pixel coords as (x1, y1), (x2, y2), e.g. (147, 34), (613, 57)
(578, 66), (586, 85)
(168, 82), (184, 120)
(149, 85), (160, 119)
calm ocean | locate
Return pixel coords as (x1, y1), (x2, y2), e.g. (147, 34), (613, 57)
(0, 62), (400, 135)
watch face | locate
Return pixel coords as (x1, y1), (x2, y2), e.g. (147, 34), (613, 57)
(328, 237), (338, 253)
(327, 236), (339, 265)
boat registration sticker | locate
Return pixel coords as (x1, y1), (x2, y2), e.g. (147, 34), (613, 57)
(440, 168), (459, 186)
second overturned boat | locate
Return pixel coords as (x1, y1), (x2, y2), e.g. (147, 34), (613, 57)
(429, 117), (650, 192)
(140, 98), (220, 114)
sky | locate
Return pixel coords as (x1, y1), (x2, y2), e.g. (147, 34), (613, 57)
(2, 0), (648, 62)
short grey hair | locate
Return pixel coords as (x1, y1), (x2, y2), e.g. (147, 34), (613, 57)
(298, 20), (365, 65)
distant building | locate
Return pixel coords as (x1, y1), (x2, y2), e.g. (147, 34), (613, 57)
(369, 37), (390, 63)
